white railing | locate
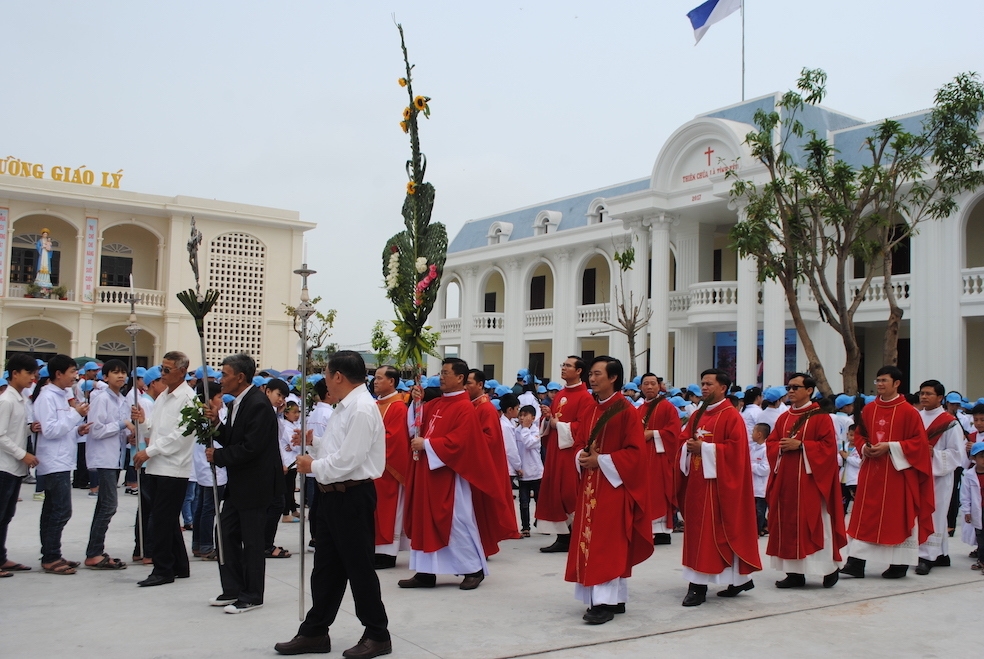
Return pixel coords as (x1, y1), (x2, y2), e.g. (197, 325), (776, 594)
(963, 267), (984, 297)
(689, 281), (739, 308)
(848, 274), (910, 304)
(576, 303), (610, 324)
(96, 286), (166, 308)
(668, 291), (690, 312)
(473, 313), (505, 331)
(6, 283), (75, 300)
(525, 310), (553, 328)
(439, 318), (462, 334)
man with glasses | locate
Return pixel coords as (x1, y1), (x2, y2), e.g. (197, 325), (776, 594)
(536, 356), (593, 553)
(764, 373), (846, 589)
(914, 379), (964, 575)
(840, 366), (935, 579)
(638, 373), (681, 546)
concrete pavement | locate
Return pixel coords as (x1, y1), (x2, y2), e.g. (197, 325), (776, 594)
(1, 483), (981, 658)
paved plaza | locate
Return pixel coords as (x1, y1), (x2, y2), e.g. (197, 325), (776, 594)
(2, 484), (982, 658)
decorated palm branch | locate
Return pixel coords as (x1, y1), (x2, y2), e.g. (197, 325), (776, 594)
(382, 23), (448, 372)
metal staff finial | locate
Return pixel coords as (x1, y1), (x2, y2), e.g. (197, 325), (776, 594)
(293, 257), (316, 622)
(125, 275), (145, 560)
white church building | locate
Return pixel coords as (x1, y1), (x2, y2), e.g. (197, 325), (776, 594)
(429, 94), (984, 396)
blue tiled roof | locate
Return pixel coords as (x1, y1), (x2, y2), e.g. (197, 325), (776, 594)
(448, 178), (650, 253)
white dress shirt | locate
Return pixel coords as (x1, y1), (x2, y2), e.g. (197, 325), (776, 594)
(0, 386), (30, 477)
(310, 386), (384, 484)
(86, 387), (129, 470)
(144, 381), (197, 479)
(34, 383), (84, 476)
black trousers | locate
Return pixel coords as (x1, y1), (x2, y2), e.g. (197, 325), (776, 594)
(264, 494), (285, 552)
(298, 483), (389, 642)
(144, 474), (190, 579)
(218, 500), (268, 604)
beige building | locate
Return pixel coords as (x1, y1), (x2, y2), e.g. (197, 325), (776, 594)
(0, 170), (313, 369)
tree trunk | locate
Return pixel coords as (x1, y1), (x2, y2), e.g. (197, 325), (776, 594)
(881, 250), (902, 366)
(782, 280), (836, 396)
(626, 324), (638, 381)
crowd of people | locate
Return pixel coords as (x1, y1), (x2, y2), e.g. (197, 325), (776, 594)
(1, 349), (983, 657)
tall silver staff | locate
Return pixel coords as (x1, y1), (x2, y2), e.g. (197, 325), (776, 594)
(293, 260), (316, 621)
(176, 217), (225, 564)
(125, 275), (146, 559)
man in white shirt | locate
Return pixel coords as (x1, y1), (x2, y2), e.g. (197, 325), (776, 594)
(276, 351), (390, 659)
(36, 354), (91, 575)
(83, 359), (133, 570)
(741, 387), (763, 442)
(0, 354), (40, 577)
(133, 351), (197, 587)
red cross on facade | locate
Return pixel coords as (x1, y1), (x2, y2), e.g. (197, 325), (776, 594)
(705, 146), (714, 166)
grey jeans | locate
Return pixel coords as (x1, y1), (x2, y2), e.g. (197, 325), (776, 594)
(85, 469), (120, 558)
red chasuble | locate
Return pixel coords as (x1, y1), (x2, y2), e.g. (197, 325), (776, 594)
(765, 403), (847, 561)
(374, 395), (411, 545)
(536, 383), (594, 525)
(849, 395), (935, 545)
(472, 394), (521, 540)
(639, 397), (682, 523)
(403, 393), (518, 557)
(565, 393), (653, 587)
(678, 400), (762, 576)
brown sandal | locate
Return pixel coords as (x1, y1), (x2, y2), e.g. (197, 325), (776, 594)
(42, 559), (77, 575)
(0, 570), (12, 578)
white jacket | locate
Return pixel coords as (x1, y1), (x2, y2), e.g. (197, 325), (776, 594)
(749, 441), (769, 498)
(959, 468), (983, 546)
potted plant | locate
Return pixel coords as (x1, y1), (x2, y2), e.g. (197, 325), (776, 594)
(25, 283), (46, 298)
(51, 285), (68, 300)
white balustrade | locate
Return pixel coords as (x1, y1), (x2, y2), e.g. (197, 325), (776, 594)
(688, 282), (740, 308)
(473, 314), (505, 331)
(963, 268), (984, 297)
(96, 286), (167, 309)
(439, 318), (462, 334)
(576, 303), (610, 324)
(525, 310), (553, 328)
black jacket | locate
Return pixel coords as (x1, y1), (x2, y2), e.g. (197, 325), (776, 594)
(212, 386), (284, 509)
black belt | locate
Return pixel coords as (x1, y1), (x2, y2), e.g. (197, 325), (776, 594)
(317, 478), (372, 493)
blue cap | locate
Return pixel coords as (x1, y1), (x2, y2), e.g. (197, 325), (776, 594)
(977, 398), (984, 406)
(669, 395), (687, 407)
(494, 384), (512, 397)
(547, 382), (562, 392)
(623, 383), (639, 392)
(733, 391), (745, 400)
(252, 376), (270, 387)
(945, 392), (962, 404)
(517, 369), (529, 379)
(486, 379), (500, 389)
(83, 361), (99, 372)
(222, 394), (235, 404)
(144, 366), (162, 384)
(763, 386), (787, 403)
(194, 367), (205, 380)
(35, 359), (45, 366)
(396, 381), (409, 392)
(971, 442), (984, 457)
(39, 366), (48, 378)
(0, 377), (7, 387)
(135, 367), (147, 378)
(184, 373), (192, 381)
(81, 380), (94, 392)
(687, 384), (701, 397)
(632, 376), (642, 386)
(669, 387), (681, 396)
(835, 394), (854, 410)
(536, 385), (547, 393)
(491, 399), (501, 411)
(864, 395), (876, 404)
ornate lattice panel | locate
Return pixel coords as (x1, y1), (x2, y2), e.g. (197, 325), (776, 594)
(205, 233), (265, 365)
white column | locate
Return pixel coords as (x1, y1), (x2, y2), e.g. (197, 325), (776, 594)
(458, 266), (477, 366)
(503, 258), (525, 379)
(762, 277), (786, 387)
(552, 249), (575, 362)
(648, 214), (673, 380)
(675, 327), (699, 386)
(736, 254), (759, 387)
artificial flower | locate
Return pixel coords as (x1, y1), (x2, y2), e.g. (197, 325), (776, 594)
(407, 181), (417, 195)
(413, 95), (428, 111)
(399, 121), (409, 133)
(403, 107), (412, 120)
(398, 78), (407, 87)
(415, 257), (427, 273)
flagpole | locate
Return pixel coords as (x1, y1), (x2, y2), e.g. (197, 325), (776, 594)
(741, 0), (745, 101)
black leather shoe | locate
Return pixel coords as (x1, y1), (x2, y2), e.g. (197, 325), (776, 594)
(823, 570), (839, 588)
(582, 605), (615, 624)
(397, 573), (436, 588)
(653, 533), (672, 545)
(342, 637), (392, 659)
(717, 580), (754, 597)
(274, 634), (331, 655)
(775, 573), (806, 588)
(914, 559), (932, 575)
(373, 554), (396, 569)
(540, 535), (570, 553)
(682, 583), (707, 607)
(137, 574), (174, 587)
(839, 556), (866, 578)
(459, 571), (484, 590)
(882, 564), (908, 579)
(934, 555), (951, 567)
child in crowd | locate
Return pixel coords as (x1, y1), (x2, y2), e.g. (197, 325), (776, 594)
(750, 422), (770, 537)
(840, 425), (862, 513)
(280, 401), (302, 523)
(515, 405), (544, 538)
(960, 442), (984, 571)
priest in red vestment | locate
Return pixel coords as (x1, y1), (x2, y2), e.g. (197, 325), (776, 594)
(638, 372), (682, 546)
(678, 368), (762, 607)
(765, 373), (847, 589)
(537, 355), (594, 553)
(372, 366), (412, 570)
(399, 358), (518, 591)
(564, 356), (652, 625)
(841, 366), (935, 579)
(465, 368), (521, 539)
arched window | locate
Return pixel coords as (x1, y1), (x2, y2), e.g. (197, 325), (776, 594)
(586, 198), (607, 225)
(533, 211), (562, 236)
(487, 222), (513, 245)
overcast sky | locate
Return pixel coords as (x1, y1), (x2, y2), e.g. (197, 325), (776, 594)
(4, 1), (982, 351)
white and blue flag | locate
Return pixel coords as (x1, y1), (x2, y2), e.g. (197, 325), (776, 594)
(687, 0), (742, 44)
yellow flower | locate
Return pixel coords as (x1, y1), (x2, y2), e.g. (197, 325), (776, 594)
(413, 95), (428, 111)
(398, 78), (407, 87)
(399, 121), (408, 133)
(402, 107), (412, 120)
(407, 181), (417, 195)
